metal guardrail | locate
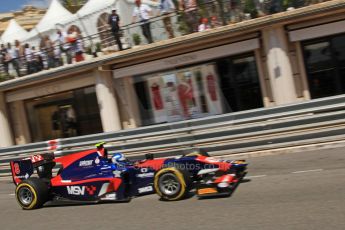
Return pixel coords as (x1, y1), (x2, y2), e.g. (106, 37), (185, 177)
(1, 94), (345, 180)
(1, 94), (345, 156)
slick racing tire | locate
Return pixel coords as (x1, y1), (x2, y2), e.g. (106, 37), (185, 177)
(154, 167), (192, 201)
(15, 178), (49, 210)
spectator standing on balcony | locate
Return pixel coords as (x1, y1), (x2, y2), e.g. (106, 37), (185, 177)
(0, 44), (9, 75)
(158, 0), (176, 39)
(56, 29), (72, 64)
(66, 27), (80, 63)
(7, 43), (21, 77)
(132, 0), (154, 44)
(108, 9), (123, 51)
(226, 0), (241, 24)
(32, 46), (44, 72)
(24, 44), (35, 74)
(75, 33), (85, 62)
(268, 0), (283, 14)
(14, 40), (24, 76)
(210, 16), (222, 28)
(202, 0), (218, 19)
(54, 45), (63, 67)
(178, 0), (198, 33)
(14, 40), (24, 58)
(41, 35), (55, 69)
(53, 31), (62, 67)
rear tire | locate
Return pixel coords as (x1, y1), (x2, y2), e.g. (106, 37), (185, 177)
(154, 167), (192, 201)
(15, 178), (49, 210)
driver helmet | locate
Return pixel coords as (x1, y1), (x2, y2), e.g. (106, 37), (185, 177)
(111, 153), (127, 166)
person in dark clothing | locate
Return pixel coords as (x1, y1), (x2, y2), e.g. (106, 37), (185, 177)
(0, 44), (9, 75)
(108, 9), (123, 51)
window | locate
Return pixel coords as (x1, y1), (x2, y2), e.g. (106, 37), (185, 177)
(25, 87), (102, 141)
(217, 54), (263, 112)
(303, 33), (345, 98)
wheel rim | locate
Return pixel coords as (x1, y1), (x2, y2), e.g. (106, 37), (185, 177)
(18, 187), (33, 206)
(159, 173), (181, 196)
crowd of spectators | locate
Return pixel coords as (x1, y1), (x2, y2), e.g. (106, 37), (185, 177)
(0, 26), (85, 78)
(0, 0), (327, 80)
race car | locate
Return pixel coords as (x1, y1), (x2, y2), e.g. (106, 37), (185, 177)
(10, 142), (247, 210)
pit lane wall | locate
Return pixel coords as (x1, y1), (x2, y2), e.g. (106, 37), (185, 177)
(1, 94), (345, 180)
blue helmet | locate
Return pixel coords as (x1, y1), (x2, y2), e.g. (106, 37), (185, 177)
(111, 153), (127, 165)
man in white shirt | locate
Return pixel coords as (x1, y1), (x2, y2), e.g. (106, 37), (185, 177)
(55, 29), (72, 64)
(7, 43), (21, 77)
(24, 43), (35, 74)
(132, 0), (154, 44)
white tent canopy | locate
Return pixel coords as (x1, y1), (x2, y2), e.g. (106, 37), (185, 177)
(27, 27), (39, 38)
(60, 0), (118, 47)
(21, 0), (159, 48)
(77, 0), (117, 17)
(1, 19), (29, 43)
(34, 0), (73, 33)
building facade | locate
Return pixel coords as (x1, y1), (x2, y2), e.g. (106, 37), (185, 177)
(0, 6), (46, 35)
(0, 1), (345, 147)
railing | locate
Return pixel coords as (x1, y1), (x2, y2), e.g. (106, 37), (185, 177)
(0, 0), (334, 82)
(1, 94), (345, 180)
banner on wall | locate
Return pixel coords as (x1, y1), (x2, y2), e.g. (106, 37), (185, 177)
(162, 73), (183, 122)
(144, 63), (223, 124)
(176, 70), (200, 119)
(147, 76), (166, 123)
(201, 63), (223, 115)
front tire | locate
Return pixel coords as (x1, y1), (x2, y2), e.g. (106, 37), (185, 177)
(154, 167), (191, 201)
(15, 178), (49, 210)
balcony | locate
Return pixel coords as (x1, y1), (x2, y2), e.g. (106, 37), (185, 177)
(0, 0), (341, 83)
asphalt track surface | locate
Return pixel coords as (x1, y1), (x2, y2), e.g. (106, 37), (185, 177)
(0, 148), (344, 230)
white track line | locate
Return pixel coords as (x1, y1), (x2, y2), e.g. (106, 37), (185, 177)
(9, 194), (15, 196)
(291, 169), (323, 174)
(245, 175), (267, 179)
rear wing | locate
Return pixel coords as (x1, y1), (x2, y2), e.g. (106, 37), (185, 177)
(10, 160), (34, 185)
(10, 153), (55, 185)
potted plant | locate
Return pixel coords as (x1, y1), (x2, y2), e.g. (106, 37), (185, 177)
(132, 33), (142, 46)
(95, 42), (103, 57)
(284, 0), (296, 11)
(84, 45), (93, 60)
(176, 11), (190, 36)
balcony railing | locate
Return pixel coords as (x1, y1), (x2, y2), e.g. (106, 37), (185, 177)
(0, 0), (333, 82)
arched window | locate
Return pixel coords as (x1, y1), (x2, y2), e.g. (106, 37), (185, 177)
(97, 13), (115, 49)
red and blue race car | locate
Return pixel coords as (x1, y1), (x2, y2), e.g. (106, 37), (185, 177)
(10, 143), (247, 210)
